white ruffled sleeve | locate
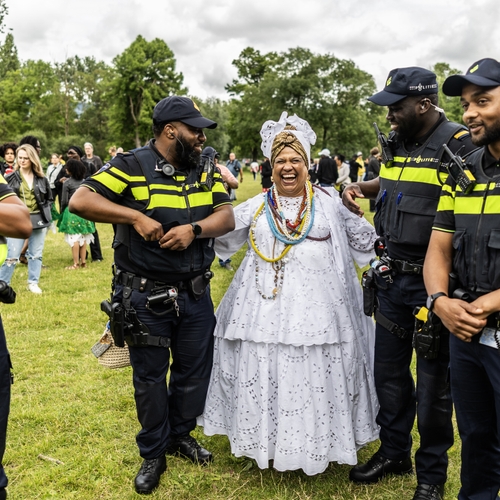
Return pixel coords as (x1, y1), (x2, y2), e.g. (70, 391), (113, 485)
(214, 195), (261, 261)
(338, 201), (377, 267)
(315, 187), (376, 268)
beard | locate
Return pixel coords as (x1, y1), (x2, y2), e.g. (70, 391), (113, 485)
(175, 134), (201, 170)
(470, 118), (500, 147)
(392, 107), (421, 142)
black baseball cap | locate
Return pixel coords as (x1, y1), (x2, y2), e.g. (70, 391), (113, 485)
(153, 96), (217, 129)
(368, 67), (438, 106)
(443, 58), (500, 96)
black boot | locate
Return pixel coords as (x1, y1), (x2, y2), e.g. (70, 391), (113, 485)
(166, 435), (213, 465)
(134, 456), (167, 495)
(349, 451), (413, 483)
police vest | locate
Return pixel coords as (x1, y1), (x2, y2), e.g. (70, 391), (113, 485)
(374, 121), (468, 260)
(115, 147), (216, 281)
(448, 147), (500, 292)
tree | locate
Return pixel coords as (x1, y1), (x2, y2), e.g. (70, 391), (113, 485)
(108, 35), (186, 149)
(195, 97), (230, 158)
(0, 0), (7, 33)
(0, 32), (19, 79)
(432, 62), (463, 124)
(226, 47), (379, 160)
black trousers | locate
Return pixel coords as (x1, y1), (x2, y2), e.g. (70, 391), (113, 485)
(450, 333), (500, 499)
(114, 285), (215, 459)
(374, 273), (453, 485)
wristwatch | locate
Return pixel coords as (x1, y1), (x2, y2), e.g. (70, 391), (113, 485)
(426, 292), (447, 311)
(190, 222), (202, 238)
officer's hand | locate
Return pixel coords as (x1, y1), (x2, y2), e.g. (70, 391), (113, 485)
(159, 224), (194, 251)
(434, 297), (486, 342)
(342, 184), (365, 217)
(133, 213), (164, 242)
(470, 291), (500, 319)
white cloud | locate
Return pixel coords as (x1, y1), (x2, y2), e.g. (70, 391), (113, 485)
(3, 0), (500, 99)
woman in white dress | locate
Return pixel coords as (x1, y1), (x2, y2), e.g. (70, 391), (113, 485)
(200, 112), (379, 476)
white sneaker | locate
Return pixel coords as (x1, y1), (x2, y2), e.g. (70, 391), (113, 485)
(28, 283), (42, 294)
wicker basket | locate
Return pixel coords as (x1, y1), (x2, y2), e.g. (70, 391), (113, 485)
(95, 326), (131, 369)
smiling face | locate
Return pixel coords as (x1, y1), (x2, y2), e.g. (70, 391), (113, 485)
(273, 146), (308, 197)
(461, 83), (500, 149)
(386, 96), (422, 140)
(164, 121), (206, 169)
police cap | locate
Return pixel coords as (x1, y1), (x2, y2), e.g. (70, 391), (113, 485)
(443, 58), (500, 96)
(153, 96), (217, 129)
(368, 67), (438, 106)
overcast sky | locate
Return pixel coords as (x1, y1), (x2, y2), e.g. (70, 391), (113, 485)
(3, 0), (500, 100)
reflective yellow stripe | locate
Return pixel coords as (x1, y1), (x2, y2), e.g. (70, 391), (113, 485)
(381, 166), (444, 186)
(454, 197), (485, 214)
(441, 184), (454, 195)
(483, 195), (500, 214)
(104, 167), (144, 184)
(149, 193), (187, 209)
(437, 195), (454, 212)
(130, 186), (149, 200)
(432, 227), (455, 233)
(147, 191), (214, 210)
(95, 170), (129, 194)
(456, 182), (489, 193)
(187, 191), (216, 208)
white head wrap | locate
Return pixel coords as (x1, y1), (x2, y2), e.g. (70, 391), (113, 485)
(260, 111), (317, 165)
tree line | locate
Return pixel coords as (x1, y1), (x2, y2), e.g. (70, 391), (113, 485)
(0, 27), (463, 163)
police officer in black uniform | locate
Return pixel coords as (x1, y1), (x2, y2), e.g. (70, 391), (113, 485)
(70, 96), (235, 495)
(343, 67), (475, 500)
(425, 58), (500, 500)
(0, 177), (32, 500)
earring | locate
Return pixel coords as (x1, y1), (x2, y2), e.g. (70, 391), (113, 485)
(271, 176), (274, 182)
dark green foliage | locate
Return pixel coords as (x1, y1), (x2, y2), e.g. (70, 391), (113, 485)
(225, 47), (381, 160)
(107, 35), (186, 149)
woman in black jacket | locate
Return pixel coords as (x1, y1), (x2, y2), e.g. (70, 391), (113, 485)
(0, 144), (52, 294)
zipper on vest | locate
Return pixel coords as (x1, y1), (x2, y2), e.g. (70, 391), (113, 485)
(182, 182), (195, 271)
(385, 156), (408, 241)
(471, 183), (490, 290)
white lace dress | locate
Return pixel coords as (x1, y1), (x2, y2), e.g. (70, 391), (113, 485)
(199, 187), (379, 475)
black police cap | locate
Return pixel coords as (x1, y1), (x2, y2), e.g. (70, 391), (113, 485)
(368, 67), (438, 106)
(443, 58), (500, 96)
(153, 96), (217, 129)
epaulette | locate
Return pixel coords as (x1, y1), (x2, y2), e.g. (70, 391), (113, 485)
(453, 129), (470, 140)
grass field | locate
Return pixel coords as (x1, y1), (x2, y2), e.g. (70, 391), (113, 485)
(1, 175), (463, 499)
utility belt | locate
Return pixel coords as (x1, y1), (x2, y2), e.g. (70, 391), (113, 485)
(389, 258), (423, 275)
(361, 238), (425, 343)
(101, 267), (213, 348)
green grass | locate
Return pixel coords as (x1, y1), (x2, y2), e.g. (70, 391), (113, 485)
(1, 177), (462, 499)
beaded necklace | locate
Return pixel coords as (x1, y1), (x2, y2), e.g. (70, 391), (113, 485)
(265, 182), (315, 244)
(250, 183), (315, 300)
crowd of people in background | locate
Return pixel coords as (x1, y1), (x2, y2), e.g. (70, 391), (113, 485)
(0, 138), (127, 293)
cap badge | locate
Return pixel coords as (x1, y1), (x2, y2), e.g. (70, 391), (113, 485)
(469, 64), (479, 74)
(386, 76), (392, 86)
(192, 99), (201, 111)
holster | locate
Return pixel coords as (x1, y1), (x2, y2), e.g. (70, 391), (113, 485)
(413, 306), (442, 359)
(362, 267), (376, 317)
(188, 270), (213, 300)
